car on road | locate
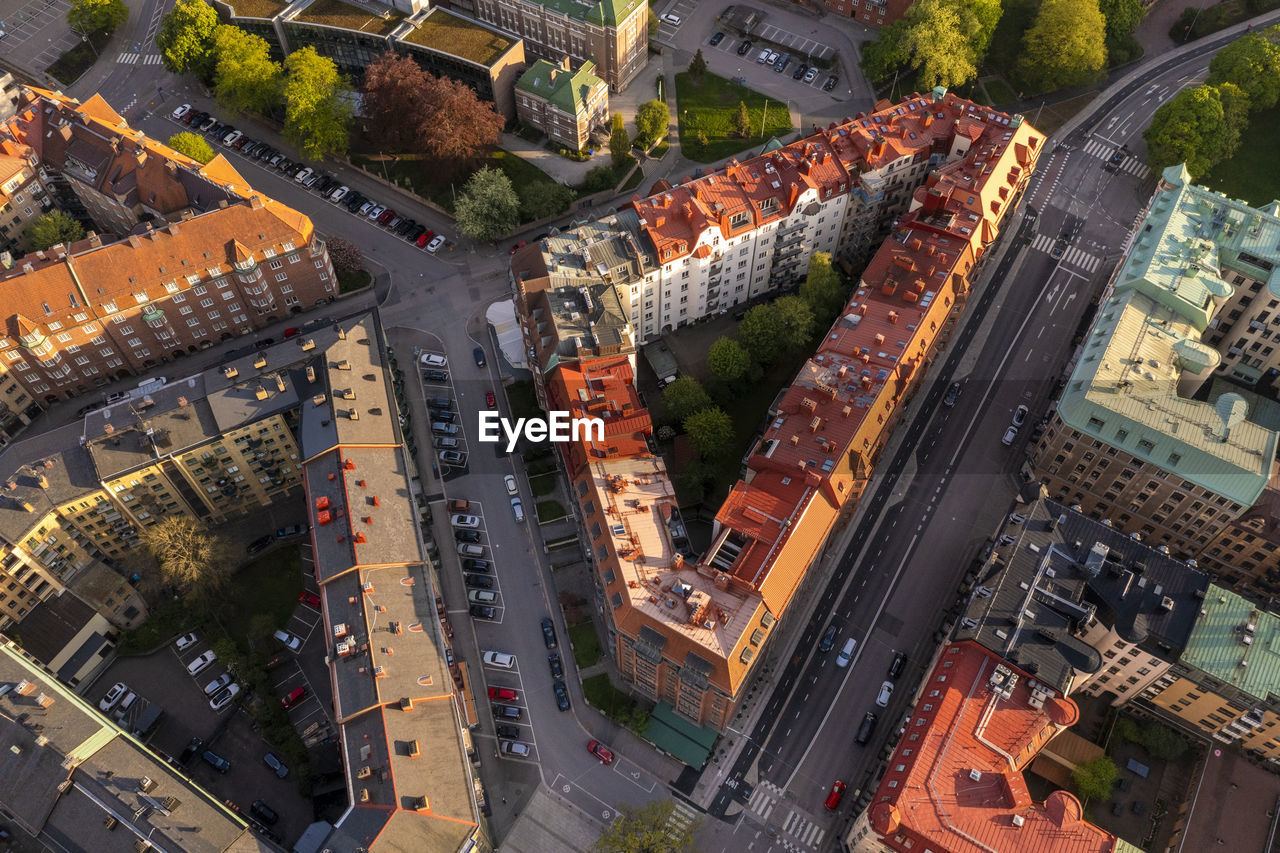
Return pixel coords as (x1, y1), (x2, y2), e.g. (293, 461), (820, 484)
(202, 750), (231, 774)
(1012, 404), (1029, 427)
(737, 40), (753, 56)
(465, 574), (493, 589)
(486, 389), (497, 407)
(505, 475), (518, 495)
(273, 629), (302, 651)
(509, 240), (527, 254)
(484, 650), (516, 668)
(299, 590), (321, 608)
(468, 589), (498, 605)
(1002, 425), (1018, 446)
(473, 347), (486, 367)
(488, 686), (519, 702)
(548, 652), (563, 679)
(876, 680), (894, 707)
(172, 104), (191, 119)
(99, 682), (128, 712)
(501, 740), (532, 757)
(541, 617), (557, 649)
(209, 683), (240, 711)
(463, 558), (492, 573)
(855, 711), (878, 745)
(944, 382), (961, 407)
(836, 638), (857, 667)
(282, 686), (307, 709)
(824, 780), (847, 811)
(187, 650), (216, 676)
(427, 235), (446, 253)
(888, 652), (907, 680)
(203, 672), (233, 696)
(454, 528), (481, 543)
(492, 703), (522, 721)
(804, 67), (818, 84)
(819, 624), (839, 653)
(587, 739), (614, 765)
(175, 632), (199, 651)
(250, 798), (280, 824)
(470, 605), (497, 620)
(553, 679), (571, 711)
(709, 31), (724, 45)
(495, 724), (521, 739)
(76, 401), (105, 417)
(277, 523), (306, 539)
(451, 514), (481, 529)
(823, 75), (838, 92)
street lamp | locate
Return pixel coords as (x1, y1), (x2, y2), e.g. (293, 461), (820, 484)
(74, 26), (99, 58)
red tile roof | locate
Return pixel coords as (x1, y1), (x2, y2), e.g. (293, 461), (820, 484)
(868, 642), (1114, 853)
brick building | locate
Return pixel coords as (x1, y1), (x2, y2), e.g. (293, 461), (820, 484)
(515, 59), (609, 150)
(819, 0), (913, 27)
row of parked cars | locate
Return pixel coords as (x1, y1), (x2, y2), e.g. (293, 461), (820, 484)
(170, 104), (445, 252)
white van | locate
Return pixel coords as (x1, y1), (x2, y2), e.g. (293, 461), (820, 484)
(836, 638), (857, 667)
(660, 12), (681, 25)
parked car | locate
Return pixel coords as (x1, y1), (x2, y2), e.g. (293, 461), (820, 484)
(203, 672), (233, 697)
(202, 750), (231, 773)
(488, 686), (519, 702)
(709, 31), (724, 45)
(423, 369), (449, 382)
(293, 167), (313, 184)
(553, 679), (571, 711)
(451, 514), (481, 529)
(804, 67), (818, 84)
(659, 12), (681, 25)
(888, 652), (907, 680)
(1012, 404), (1029, 427)
(1002, 425), (1018, 446)
(473, 347), (486, 367)
(505, 474), (518, 495)
(855, 711), (878, 745)
(468, 589), (498, 605)
(433, 422), (459, 436)
(250, 798), (280, 824)
(426, 235), (446, 253)
(434, 436), (459, 449)
(819, 624), (839, 653)
(509, 240), (528, 254)
(470, 605), (497, 620)
(367, 204), (386, 220)
(282, 686), (308, 710)
(99, 682), (128, 712)
(501, 740), (532, 757)
(221, 131), (243, 147)
(409, 225), (427, 242)
(876, 680), (894, 707)
(792, 63), (808, 80)
(495, 724), (521, 739)
(587, 739), (614, 765)
(179, 737), (204, 764)
(421, 352), (448, 368)
(541, 617), (558, 649)
(330, 185), (349, 203)
(276, 524), (306, 539)
(465, 574), (493, 589)
(299, 590), (321, 608)
(187, 651), (216, 676)
(511, 497), (525, 522)
(492, 703), (522, 720)
(463, 558), (491, 573)
(175, 632), (199, 651)
(114, 692), (137, 720)
(439, 450), (465, 465)
(824, 780), (847, 811)
(549, 652), (564, 679)
(483, 650), (515, 668)
(209, 683), (240, 711)
(172, 104), (191, 119)
(823, 75), (839, 92)
(737, 40), (753, 56)
(273, 629), (302, 651)
(458, 543), (486, 557)
(416, 231), (434, 248)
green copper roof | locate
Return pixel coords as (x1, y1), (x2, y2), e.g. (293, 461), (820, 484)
(534, 0), (644, 27)
(1181, 585), (1280, 703)
(1057, 164), (1280, 507)
(516, 60), (604, 115)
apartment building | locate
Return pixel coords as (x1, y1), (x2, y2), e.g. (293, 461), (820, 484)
(516, 92), (1043, 729)
(0, 136), (47, 257)
(469, 0), (648, 91)
(1198, 479), (1280, 595)
(516, 59), (609, 150)
(0, 87), (335, 410)
(848, 641), (1117, 853)
(1031, 165), (1280, 560)
(819, 0), (912, 27)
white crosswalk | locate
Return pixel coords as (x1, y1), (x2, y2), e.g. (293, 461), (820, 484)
(116, 53), (162, 65)
(782, 808), (826, 847)
(667, 798), (699, 839)
(1081, 137), (1151, 179)
(747, 784), (778, 821)
(1081, 138), (1114, 159)
(1029, 234), (1102, 272)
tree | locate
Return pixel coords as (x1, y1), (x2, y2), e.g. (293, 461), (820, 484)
(518, 180), (575, 221)
(592, 800), (697, 853)
(326, 237), (364, 275)
(708, 337), (750, 383)
(684, 407), (735, 460)
(167, 131), (214, 163)
(1213, 81), (1251, 162)
(1098, 0), (1145, 64)
(635, 100), (670, 147)
(738, 304), (785, 365)
(800, 251), (846, 323)
(1017, 0), (1107, 93)
(689, 49), (707, 81)
(418, 74), (504, 165)
(674, 460), (714, 504)
(647, 8), (659, 38)
(899, 0), (983, 89)
(774, 295), (816, 356)
(662, 376), (713, 424)
(860, 20), (910, 85)
(68, 0), (127, 34)
(138, 516), (232, 596)
(610, 113), (630, 168)
(1208, 30), (1280, 110)
(1143, 83), (1245, 178)
(282, 48), (353, 160)
(211, 25), (283, 115)
(1071, 755), (1118, 802)
(732, 100), (751, 138)
(455, 166), (519, 241)
(958, 0), (1003, 58)
(156, 0), (219, 77)
(26, 211), (84, 251)
(361, 52), (430, 152)
(1139, 722), (1188, 761)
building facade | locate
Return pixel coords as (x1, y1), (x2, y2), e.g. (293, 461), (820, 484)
(818, 0), (913, 27)
(515, 58), (609, 149)
(0, 88), (335, 409)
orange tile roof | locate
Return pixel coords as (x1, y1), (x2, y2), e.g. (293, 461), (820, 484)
(544, 358), (651, 473)
(868, 642), (1116, 853)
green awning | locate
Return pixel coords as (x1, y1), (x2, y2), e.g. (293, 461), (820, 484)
(644, 702), (717, 768)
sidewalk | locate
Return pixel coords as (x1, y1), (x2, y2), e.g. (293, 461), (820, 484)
(1135, 0), (1220, 58)
(498, 132), (607, 186)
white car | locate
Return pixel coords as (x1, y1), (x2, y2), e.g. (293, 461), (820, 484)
(803, 67), (818, 83)
(294, 167), (313, 184)
(330, 185), (349, 203)
(174, 632), (198, 651)
(469, 589), (498, 605)
(757, 48), (771, 63)
(186, 650), (217, 676)
(1002, 425), (1018, 446)
(172, 104), (191, 119)
(273, 629), (302, 651)
(99, 682), (128, 712)
(451, 514), (481, 528)
(501, 740), (532, 757)
(483, 651), (516, 669)
(1012, 405), (1029, 427)
(421, 352), (448, 368)
(660, 12), (681, 25)
(367, 204), (386, 220)
(221, 130), (242, 148)
(505, 475), (518, 495)
(209, 683), (240, 711)
(203, 672), (233, 697)
(426, 235), (445, 253)
(876, 680), (894, 708)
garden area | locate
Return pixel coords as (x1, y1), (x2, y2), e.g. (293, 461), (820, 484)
(582, 673), (652, 733)
(1203, 102), (1280, 207)
(675, 71), (793, 163)
(48, 29), (113, 85)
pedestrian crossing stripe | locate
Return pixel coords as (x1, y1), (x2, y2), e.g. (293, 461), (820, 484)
(1029, 235), (1102, 272)
(748, 786), (776, 820)
(1082, 138), (1113, 159)
(666, 799), (699, 838)
(116, 53), (162, 65)
(116, 53), (136, 64)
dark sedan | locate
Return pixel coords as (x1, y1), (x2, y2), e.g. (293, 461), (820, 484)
(541, 616), (558, 649)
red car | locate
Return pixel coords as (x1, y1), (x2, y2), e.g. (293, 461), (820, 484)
(587, 739), (614, 765)
(485, 390), (496, 408)
(416, 230), (435, 248)
(298, 590), (321, 608)
(377, 208), (396, 225)
(509, 240), (527, 255)
(488, 686), (519, 702)
(824, 780), (846, 811)
(283, 327), (300, 339)
(282, 686), (307, 710)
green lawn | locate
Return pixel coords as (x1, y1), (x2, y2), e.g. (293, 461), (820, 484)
(529, 472), (558, 497)
(675, 71), (793, 163)
(48, 31), (112, 85)
(350, 150), (560, 218)
(536, 499), (567, 521)
(983, 78), (1018, 107)
(338, 268), (371, 294)
(568, 621), (602, 669)
(1203, 103), (1280, 207)
(582, 673), (650, 732)
(222, 547), (304, 654)
(505, 379), (541, 420)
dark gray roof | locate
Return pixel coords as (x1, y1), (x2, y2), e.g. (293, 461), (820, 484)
(11, 591), (98, 668)
(954, 499), (1210, 692)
